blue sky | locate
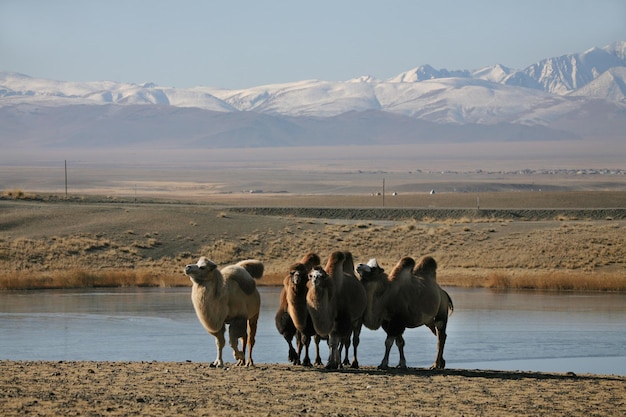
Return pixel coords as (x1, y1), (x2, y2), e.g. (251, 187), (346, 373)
(1, 0), (625, 89)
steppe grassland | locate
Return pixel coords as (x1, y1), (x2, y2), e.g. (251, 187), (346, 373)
(1, 189), (625, 291)
(2, 147), (625, 291)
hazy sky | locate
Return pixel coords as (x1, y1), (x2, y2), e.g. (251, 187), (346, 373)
(1, 0), (625, 89)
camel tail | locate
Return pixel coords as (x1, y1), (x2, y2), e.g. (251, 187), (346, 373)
(237, 259), (264, 280)
(444, 290), (454, 317)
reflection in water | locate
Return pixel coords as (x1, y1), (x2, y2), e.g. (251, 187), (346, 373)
(0, 287), (624, 375)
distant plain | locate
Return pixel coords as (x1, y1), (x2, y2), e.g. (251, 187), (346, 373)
(1, 142), (624, 291)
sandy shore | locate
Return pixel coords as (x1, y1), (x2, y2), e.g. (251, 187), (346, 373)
(1, 361), (624, 416)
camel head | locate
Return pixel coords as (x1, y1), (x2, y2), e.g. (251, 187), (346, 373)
(288, 263), (309, 287)
(184, 256), (218, 284)
(308, 266), (331, 289)
(356, 258), (385, 283)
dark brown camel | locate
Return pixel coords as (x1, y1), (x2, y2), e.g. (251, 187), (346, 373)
(309, 251), (366, 369)
(356, 256), (453, 370)
(275, 254), (324, 366)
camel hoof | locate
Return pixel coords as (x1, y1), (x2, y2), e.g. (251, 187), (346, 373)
(325, 362), (339, 370)
(377, 364), (389, 370)
(350, 361), (359, 369)
(302, 358), (312, 367)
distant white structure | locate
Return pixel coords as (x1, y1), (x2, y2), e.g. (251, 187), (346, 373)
(430, 189), (436, 195)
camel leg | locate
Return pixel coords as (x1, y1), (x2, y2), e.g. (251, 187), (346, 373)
(299, 332), (313, 367)
(293, 331), (303, 365)
(378, 334), (394, 370)
(342, 335), (351, 366)
(326, 334), (341, 370)
(428, 321), (447, 370)
(313, 335), (323, 366)
(210, 326), (226, 368)
(228, 317), (247, 366)
(395, 335), (407, 369)
(350, 324), (362, 369)
(246, 314), (258, 367)
(284, 334), (298, 364)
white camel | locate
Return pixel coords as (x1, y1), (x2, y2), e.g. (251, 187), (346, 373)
(184, 257), (263, 367)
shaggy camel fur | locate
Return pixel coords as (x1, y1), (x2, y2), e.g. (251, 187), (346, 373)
(336, 250), (366, 368)
(184, 257), (262, 367)
(307, 251), (366, 369)
(306, 265), (336, 366)
(275, 263), (303, 364)
(356, 256), (453, 370)
(275, 253), (324, 366)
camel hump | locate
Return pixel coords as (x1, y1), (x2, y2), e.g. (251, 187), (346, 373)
(413, 256), (437, 279)
(236, 259), (264, 280)
(389, 256), (416, 281)
(324, 250), (345, 274)
(300, 252), (321, 271)
(342, 250), (356, 275)
(222, 265), (257, 295)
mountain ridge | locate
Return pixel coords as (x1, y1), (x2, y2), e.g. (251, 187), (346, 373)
(1, 41), (625, 149)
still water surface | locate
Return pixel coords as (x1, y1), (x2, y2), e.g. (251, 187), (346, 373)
(1, 287), (624, 375)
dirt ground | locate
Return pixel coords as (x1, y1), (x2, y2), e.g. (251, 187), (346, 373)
(1, 361), (624, 417)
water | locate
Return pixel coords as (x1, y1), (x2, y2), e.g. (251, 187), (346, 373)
(1, 287), (624, 375)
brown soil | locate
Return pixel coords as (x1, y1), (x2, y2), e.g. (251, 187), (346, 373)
(1, 361), (624, 417)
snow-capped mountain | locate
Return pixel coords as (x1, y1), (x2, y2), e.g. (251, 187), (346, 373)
(1, 41), (625, 149)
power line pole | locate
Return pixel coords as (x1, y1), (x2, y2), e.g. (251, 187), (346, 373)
(382, 178), (385, 207)
(64, 160), (68, 198)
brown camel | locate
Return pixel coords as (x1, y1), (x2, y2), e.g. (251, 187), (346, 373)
(356, 256), (453, 370)
(310, 251), (366, 369)
(275, 263), (305, 364)
(275, 261), (323, 366)
(275, 253), (324, 365)
(336, 250), (366, 368)
(306, 265), (336, 362)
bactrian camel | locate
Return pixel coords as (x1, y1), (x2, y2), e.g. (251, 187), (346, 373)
(356, 256), (453, 369)
(184, 257), (263, 367)
(307, 251), (366, 369)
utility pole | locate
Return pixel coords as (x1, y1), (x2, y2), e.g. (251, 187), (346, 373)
(382, 178), (385, 207)
(64, 160), (68, 198)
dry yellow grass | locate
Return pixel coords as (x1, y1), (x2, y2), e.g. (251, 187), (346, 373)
(1, 192), (625, 291)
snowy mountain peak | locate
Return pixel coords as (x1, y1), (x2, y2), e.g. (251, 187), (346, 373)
(471, 64), (512, 83)
(388, 65), (471, 83)
(1, 41), (625, 126)
(603, 40), (626, 61)
(348, 75), (379, 83)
